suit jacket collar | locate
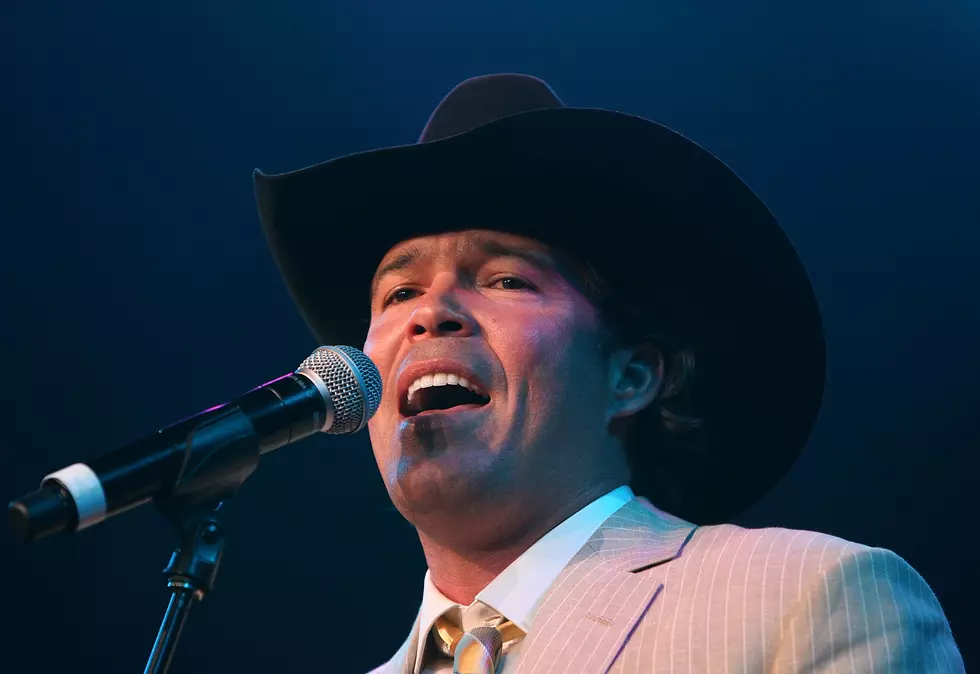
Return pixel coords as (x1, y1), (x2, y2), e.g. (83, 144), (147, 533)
(586, 496), (697, 572)
(384, 497), (696, 674)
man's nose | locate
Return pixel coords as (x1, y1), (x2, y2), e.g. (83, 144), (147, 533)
(405, 274), (476, 341)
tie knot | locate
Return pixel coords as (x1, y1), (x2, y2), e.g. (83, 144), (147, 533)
(453, 626), (504, 674)
(433, 614), (525, 658)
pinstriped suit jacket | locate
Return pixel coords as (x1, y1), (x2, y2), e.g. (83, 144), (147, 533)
(370, 498), (964, 673)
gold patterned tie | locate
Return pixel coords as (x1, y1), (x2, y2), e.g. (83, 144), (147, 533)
(433, 615), (525, 674)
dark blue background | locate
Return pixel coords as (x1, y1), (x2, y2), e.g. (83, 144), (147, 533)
(1, 2), (977, 672)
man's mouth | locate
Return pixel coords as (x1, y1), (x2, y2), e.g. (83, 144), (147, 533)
(400, 372), (491, 418)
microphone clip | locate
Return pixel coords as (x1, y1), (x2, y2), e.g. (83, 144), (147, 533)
(144, 406), (263, 674)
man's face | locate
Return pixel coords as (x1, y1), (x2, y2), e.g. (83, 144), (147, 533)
(364, 229), (620, 528)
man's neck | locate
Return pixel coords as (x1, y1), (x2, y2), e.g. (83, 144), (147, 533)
(417, 480), (623, 605)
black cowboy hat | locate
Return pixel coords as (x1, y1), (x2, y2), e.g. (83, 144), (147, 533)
(253, 74), (826, 525)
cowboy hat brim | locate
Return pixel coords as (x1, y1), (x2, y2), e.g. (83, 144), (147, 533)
(253, 106), (826, 524)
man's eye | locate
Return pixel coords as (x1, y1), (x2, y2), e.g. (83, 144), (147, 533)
(384, 287), (419, 306)
(489, 276), (534, 291)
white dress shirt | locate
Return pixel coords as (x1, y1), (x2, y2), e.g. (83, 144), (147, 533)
(414, 485), (635, 674)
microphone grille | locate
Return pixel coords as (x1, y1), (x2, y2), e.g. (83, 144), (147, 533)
(298, 345), (383, 435)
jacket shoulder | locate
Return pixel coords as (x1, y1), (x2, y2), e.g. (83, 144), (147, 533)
(663, 523), (962, 670)
(682, 521), (868, 573)
(684, 522), (945, 593)
(665, 522), (884, 613)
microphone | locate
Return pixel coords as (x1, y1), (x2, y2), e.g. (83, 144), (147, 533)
(7, 345), (382, 543)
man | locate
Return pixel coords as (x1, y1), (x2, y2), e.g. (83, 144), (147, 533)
(253, 74), (964, 673)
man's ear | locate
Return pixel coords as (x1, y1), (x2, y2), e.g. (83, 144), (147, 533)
(608, 343), (664, 421)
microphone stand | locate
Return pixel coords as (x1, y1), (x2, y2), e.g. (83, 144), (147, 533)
(142, 406), (263, 674)
(144, 500), (230, 674)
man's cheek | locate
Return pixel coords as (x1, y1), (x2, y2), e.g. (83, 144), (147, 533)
(367, 422), (390, 466)
(522, 317), (578, 375)
(362, 330), (383, 359)
(364, 327), (398, 383)
(363, 310), (403, 351)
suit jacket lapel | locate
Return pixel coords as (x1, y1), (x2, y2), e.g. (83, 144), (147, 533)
(513, 498), (697, 674)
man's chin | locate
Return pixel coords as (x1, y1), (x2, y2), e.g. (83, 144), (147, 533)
(388, 442), (506, 516)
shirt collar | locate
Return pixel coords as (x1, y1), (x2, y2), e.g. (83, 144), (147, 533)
(414, 485), (634, 674)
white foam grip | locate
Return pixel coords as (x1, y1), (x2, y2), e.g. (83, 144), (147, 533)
(43, 463), (107, 530)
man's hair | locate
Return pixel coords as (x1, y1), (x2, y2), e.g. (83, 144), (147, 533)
(555, 252), (710, 512)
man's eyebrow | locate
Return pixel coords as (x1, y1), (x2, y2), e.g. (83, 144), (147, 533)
(477, 240), (556, 272)
(371, 245), (425, 300)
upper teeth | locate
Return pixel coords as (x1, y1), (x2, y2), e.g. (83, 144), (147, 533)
(407, 372), (485, 402)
